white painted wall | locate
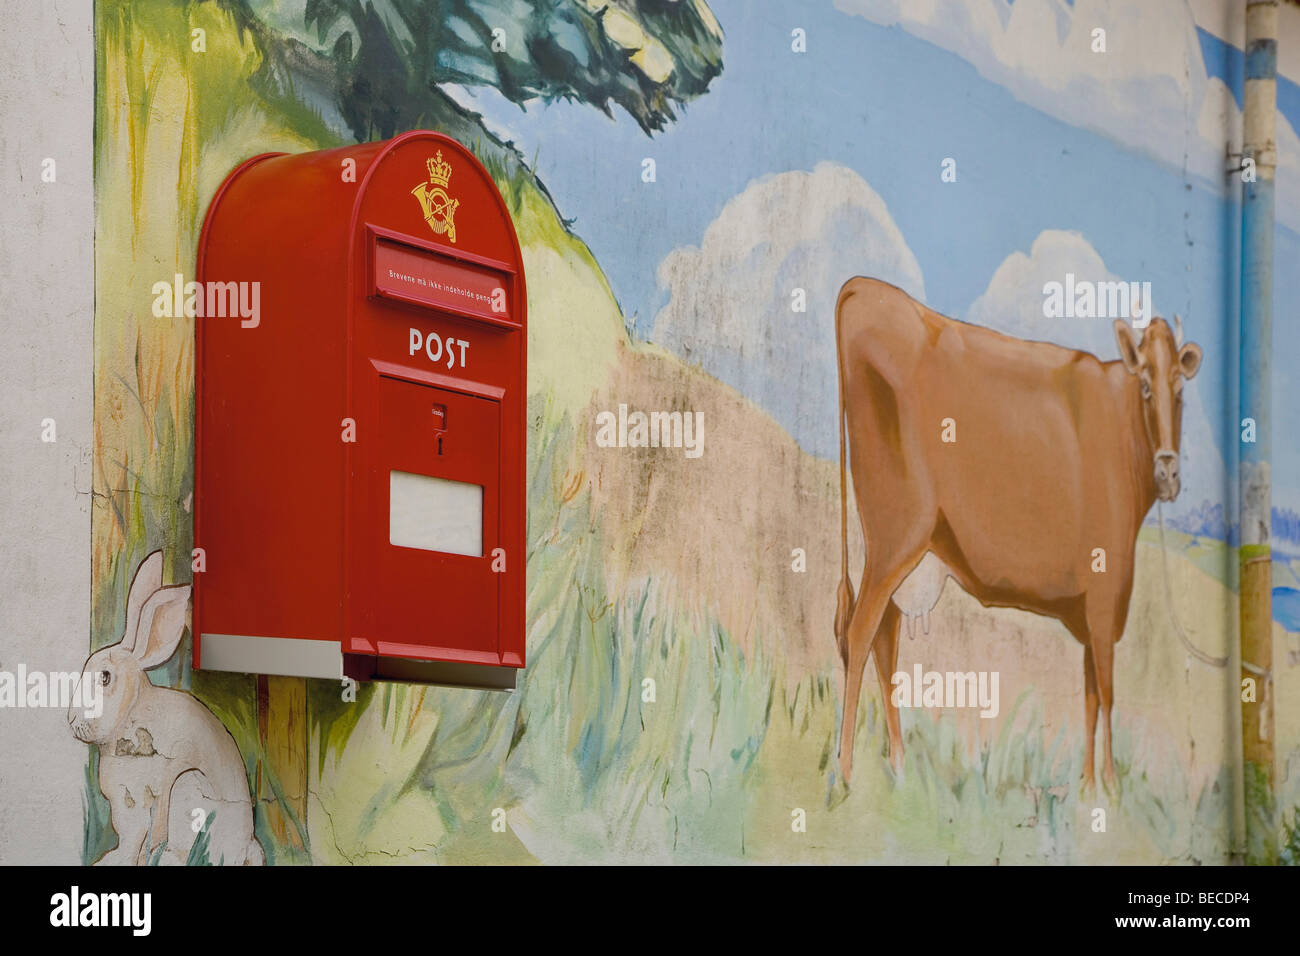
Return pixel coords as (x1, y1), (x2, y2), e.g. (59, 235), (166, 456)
(0, 0), (94, 864)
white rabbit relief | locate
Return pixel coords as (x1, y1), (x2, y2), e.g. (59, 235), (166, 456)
(69, 551), (264, 865)
(890, 552), (955, 640)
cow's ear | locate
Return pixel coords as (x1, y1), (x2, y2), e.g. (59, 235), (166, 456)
(1179, 342), (1202, 380)
(1113, 320), (1140, 373)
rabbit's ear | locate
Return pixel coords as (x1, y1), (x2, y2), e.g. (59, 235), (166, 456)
(123, 552), (164, 647)
(126, 584), (191, 670)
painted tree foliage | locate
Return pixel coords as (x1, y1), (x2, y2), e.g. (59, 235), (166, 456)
(213, 0), (725, 144)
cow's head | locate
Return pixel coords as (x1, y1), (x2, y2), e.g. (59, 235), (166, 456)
(1114, 317), (1202, 502)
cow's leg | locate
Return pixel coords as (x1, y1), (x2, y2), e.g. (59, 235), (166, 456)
(839, 538), (929, 781)
(835, 577), (855, 670)
(838, 582), (895, 781)
(1091, 634), (1118, 795)
(1081, 644), (1099, 793)
(1083, 576), (1132, 797)
(871, 602), (904, 772)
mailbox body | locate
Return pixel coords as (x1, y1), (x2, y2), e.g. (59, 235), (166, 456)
(194, 131), (526, 688)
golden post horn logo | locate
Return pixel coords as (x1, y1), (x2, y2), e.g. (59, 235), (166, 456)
(411, 150), (460, 243)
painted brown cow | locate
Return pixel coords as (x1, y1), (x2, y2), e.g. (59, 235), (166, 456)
(833, 277), (1202, 792)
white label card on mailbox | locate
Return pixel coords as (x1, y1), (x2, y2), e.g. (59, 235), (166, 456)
(389, 470), (483, 556)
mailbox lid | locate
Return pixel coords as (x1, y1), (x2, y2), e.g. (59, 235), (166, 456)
(368, 372), (503, 662)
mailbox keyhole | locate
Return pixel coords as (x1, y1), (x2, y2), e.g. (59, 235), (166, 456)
(432, 404), (447, 456)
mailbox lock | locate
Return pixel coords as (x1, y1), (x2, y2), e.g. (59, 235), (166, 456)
(432, 403), (447, 455)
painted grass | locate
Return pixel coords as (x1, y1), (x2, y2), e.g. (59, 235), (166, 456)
(300, 410), (1234, 864)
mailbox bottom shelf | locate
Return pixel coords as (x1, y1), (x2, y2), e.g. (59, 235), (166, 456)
(343, 652), (518, 691)
(197, 633), (518, 690)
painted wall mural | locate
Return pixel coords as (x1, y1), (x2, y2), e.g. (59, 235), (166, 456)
(85, 0), (1300, 864)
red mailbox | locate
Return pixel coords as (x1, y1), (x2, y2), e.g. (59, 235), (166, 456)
(194, 131), (526, 689)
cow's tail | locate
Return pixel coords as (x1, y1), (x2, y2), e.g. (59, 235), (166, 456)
(833, 285), (857, 669)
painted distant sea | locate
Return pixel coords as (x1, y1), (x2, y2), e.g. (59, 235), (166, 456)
(1274, 587), (1300, 633)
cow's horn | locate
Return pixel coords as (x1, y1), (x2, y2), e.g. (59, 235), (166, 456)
(1173, 313), (1183, 345)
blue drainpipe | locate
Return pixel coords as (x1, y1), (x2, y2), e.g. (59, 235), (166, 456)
(1239, 0), (1277, 866)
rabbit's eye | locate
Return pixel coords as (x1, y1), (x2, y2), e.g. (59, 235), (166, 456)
(99, 670), (111, 687)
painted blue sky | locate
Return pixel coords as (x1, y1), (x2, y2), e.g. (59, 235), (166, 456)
(455, 0), (1299, 516)
(1198, 26), (1300, 121)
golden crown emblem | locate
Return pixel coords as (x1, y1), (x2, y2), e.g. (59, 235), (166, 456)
(426, 151), (453, 188)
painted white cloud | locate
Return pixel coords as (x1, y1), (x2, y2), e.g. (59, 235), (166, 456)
(650, 162), (925, 460)
(968, 229), (1226, 509)
(966, 228), (1141, 359)
(1175, 379), (1229, 510)
(834, 0), (1300, 230)
(1198, 76), (1240, 151)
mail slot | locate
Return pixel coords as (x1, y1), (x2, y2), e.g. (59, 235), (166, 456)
(193, 131), (526, 690)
